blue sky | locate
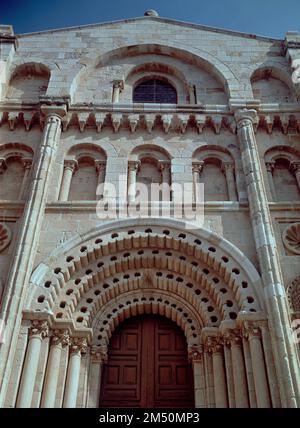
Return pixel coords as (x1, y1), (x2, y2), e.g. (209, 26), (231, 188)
(2, 0), (300, 38)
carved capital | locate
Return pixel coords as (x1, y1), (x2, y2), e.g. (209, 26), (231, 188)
(241, 321), (262, 340)
(40, 104), (67, 120)
(94, 160), (105, 175)
(222, 329), (242, 347)
(291, 161), (300, 175)
(112, 79), (124, 91)
(128, 160), (140, 172)
(188, 345), (204, 362)
(206, 336), (224, 354)
(51, 329), (70, 347)
(64, 159), (78, 172)
(159, 161), (171, 172)
(265, 161), (275, 174)
(29, 320), (49, 339)
(0, 159), (7, 174)
(234, 109), (258, 130)
(91, 345), (108, 363)
(222, 162), (235, 174)
(21, 158), (33, 170)
(70, 337), (88, 355)
(192, 162), (204, 174)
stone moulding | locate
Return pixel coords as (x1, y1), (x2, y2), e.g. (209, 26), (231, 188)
(0, 223), (12, 253)
(282, 223), (300, 255)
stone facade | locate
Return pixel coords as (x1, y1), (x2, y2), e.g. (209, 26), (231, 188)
(0, 11), (300, 408)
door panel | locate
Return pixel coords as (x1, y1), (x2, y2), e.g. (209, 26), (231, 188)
(99, 315), (194, 408)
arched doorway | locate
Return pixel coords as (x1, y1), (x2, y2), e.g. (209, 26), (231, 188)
(99, 315), (194, 408)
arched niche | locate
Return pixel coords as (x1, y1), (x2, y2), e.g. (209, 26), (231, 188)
(5, 62), (50, 102)
(251, 67), (296, 103)
(74, 44), (229, 105)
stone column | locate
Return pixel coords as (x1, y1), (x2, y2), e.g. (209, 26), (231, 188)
(41, 329), (70, 408)
(259, 320), (281, 407)
(192, 162), (204, 204)
(58, 160), (77, 201)
(18, 159), (32, 200)
(209, 338), (228, 408)
(227, 331), (249, 408)
(95, 160), (106, 200)
(112, 80), (124, 103)
(127, 161), (140, 204)
(242, 335), (257, 408)
(223, 343), (235, 407)
(265, 162), (277, 201)
(204, 347), (215, 407)
(0, 104), (66, 406)
(223, 163), (238, 201)
(235, 109), (300, 407)
(244, 323), (271, 408)
(63, 338), (87, 408)
(87, 346), (107, 408)
(189, 345), (206, 408)
(291, 161), (300, 194)
(159, 161), (171, 202)
(16, 320), (49, 408)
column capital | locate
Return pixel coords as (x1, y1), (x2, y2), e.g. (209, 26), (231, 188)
(234, 109), (258, 129)
(28, 320), (49, 339)
(0, 158), (7, 174)
(128, 160), (141, 172)
(70, 337), (88, 355)
(158, 161), (171, 172)
(40, 104), (67, 119)
(265, 161), (275, 173)
(95, 160), (106, 173)
(21, 158), (33, 170)
(290, 161), (300, 174)
(206, 336), (224, 354)
(188, 344), (204, 362)
(90, 345), (108, 363)
(112, 79), (124, 91)
(192, 161), (204, 173)
(222, 162), (235, 174)
(50, 329), (71, 347)
(64, 159), (78, 172)
(222, 328), (242, 347)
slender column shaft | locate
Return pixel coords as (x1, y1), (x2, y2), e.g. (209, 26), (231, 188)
(192, 162), (203, 204)
(223, 163), (238, 201)
(0, 105), (66, 406)
(128, 161), (139, 203)
(291, 162), (300, 194)
(189, 346), (206, 408)
(63, 338), (87, 408)
(260, 323), (281, 407)
(41, 330), (70, 408)
(242, 337), (257, 408)
(235, 109), (300, 407)
(59, 160), (77, 201)
(248, 329), (271, 408)
(211, 346), (228, 408)
(112, 80), (124, 103)
(265, 162), (277, 201)
(18, 159), (32, 200)
(87, 347), (107, 408)
(16, 321), (48, 408)
(204, 350), (215, 407)
(230, 335), (249, 408)
(223, 344), (235, 408)
(160, 162), (171, 202)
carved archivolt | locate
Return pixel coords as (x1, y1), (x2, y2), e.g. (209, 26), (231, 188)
(0, 223), (12, 253)
(283, 223), (300, 255)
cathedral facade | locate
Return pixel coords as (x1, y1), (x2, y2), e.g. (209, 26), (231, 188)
(0, 10), (300, 408)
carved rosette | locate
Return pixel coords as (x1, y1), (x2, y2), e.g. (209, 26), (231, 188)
(282, 223), (300, 255)
(0, 223), (12, 253)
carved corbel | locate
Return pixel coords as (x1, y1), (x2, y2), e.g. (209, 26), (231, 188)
(128, 114), (139, 132)
(195, 114), (207, 134)
(94, 112), (106, 133)
(111, 113), (123, 133)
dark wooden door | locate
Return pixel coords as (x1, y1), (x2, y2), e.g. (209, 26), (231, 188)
(99, 315), (194, 408)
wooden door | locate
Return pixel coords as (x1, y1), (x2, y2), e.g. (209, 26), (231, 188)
(99, 315), (194, 408)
